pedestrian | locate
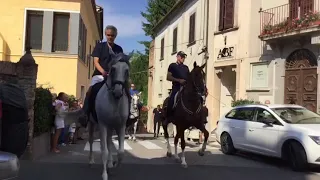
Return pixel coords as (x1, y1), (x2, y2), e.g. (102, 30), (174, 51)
(153, 105), (162, 138)
(51, 92), (69, 153)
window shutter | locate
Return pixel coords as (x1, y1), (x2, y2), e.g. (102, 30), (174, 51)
(300, 0), (313, 17)
(218, 0), (225, 31)
(172, 28), (177, 52)
(224, 0), (234, 29)
(189, 13), (196, 43)
(160, 38), (164, 59)
(289, 0), (299, 19)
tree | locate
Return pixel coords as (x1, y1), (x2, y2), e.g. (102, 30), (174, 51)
(140, 0), (177, 50)
(129, 52), (149, 105)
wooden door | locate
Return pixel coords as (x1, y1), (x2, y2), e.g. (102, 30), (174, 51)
(284, 68), (317, 112)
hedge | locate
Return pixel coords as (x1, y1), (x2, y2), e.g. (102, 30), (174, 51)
(33, 87), (54, 137)
(231, 99), (261, 107)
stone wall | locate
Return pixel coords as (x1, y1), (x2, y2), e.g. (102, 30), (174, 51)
(0, 52), (38, 159)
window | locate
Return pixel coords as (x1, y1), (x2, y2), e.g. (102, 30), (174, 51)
(219, 0), (235, 31)
(189, 13), (196, 44)
(255, 108), (281, 125)
(88, 45), (91, 79)
(289, 0), (313, 19)
(250, 63), (268, 89)
(25, 11), (44, 50)
(52, 13), (70, 52)
(79, 17), (87, 62)
(80, 86), (85, 101)
(172, 27), (178, 53)
(160, 38), (164, 60)
(225, 107), (255, 121)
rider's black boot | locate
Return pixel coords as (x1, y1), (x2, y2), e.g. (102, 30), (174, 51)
(82, 88), (92, 114)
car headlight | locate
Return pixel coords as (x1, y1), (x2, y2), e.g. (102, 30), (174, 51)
(309, 136), (320, 145)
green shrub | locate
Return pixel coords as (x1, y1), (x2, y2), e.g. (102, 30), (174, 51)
(67, 95), (76, 105)
(231, 98), (260, 107)
(33, 87), (53, 137)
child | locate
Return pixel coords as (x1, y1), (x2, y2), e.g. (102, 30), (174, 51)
(68, 100), (79, 144)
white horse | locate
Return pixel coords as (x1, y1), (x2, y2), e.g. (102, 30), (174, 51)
(86, 53), (131, 180)
(127, 92), (141, 141)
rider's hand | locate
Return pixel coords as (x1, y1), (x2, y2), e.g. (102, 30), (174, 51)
(178, 79), (186, 85)
(102, 71), (108, 77)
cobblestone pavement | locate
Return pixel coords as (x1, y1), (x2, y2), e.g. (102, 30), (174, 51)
(18, 134), (320, 180)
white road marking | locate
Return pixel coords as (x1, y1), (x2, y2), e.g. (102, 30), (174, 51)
(84, 140), (132, 151)
(138, 141), (162, 149)
(112, 140), (133, 150)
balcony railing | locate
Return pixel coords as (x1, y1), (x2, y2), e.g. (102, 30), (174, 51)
(259, 0), (320, 39)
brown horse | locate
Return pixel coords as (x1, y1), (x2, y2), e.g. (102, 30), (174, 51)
(162, 62), (209, 168)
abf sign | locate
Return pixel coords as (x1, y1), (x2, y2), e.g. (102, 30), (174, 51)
(216, 46), (235, 60)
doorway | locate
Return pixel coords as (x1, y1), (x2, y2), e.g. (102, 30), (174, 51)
(284, 49), (318, 112)
(219, 66), (236, 116)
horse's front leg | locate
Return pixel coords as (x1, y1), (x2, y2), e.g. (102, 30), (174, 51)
(180, 128), (187, 168)
(133, 120), (138, 141)
(198, 125), (209, 156)
(173, 126), (180, 161)
(88, 121), (95, 165)
(99, 126), (109, 180)
(163, 120), (172, 157)
(116, 125), (126, 166)
(106, 127), (114, 169)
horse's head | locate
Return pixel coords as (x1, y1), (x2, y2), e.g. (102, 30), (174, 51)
(107, 53), (131, 99)
(189, 61), (206, 96)
(131, 92), (141, 110)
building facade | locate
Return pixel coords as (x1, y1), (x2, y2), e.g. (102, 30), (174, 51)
(256, 0), (320, 114)
(148, 0), (210, 132)
(0, 0), (103, 99)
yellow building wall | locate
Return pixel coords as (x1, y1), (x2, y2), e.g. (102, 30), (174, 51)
(0, 0), (101, 98)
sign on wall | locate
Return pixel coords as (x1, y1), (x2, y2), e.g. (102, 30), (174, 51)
(216, 46), (236, 60)
(250, 63), (268, 88)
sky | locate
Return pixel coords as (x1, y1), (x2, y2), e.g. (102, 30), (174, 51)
(95, 0), (151, 54)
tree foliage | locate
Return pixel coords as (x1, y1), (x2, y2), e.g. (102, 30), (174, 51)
(140, 0), (177, 50)
(129, 52), (149, 105)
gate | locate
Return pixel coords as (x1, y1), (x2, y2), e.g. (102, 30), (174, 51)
(284, 49), (318, 112)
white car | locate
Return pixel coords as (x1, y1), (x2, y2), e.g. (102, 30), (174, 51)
(215, 104), (320, 171)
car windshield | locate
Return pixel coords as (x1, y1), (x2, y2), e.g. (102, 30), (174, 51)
(271, 107), (320, 124)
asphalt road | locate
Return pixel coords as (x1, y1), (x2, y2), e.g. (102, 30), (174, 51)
(17, 134), (320, 180)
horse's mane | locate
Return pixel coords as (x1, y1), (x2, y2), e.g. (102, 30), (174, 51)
(108, 53), (131, 68)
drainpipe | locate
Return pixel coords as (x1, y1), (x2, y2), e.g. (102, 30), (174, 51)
(204, 0), (210, 82)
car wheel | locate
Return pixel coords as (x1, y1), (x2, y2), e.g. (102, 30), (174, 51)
(220, 132), (236, 155)
(287, 141), (308, 171)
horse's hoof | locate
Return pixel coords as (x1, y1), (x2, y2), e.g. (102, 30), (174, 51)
(181, 163), (188, 168)
(166, 152), (172, 157)
(198, 150), (205, 156)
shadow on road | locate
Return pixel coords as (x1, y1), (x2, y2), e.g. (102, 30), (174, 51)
(17, 135), (320, 180)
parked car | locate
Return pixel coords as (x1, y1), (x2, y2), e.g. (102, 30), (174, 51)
(0, 83), (29, 179)
(215, 104), (320, 171)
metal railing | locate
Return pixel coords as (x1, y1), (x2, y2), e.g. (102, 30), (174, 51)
(260, 0), (320, 37)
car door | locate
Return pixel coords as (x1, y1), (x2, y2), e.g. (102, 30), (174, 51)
(246, 108), (281, 156)
(225, 107), (255, 149)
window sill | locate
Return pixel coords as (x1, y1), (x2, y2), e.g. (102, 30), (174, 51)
(246, 89), (270, 92)
(214, 27), (239, 35)
(171, 51), (177, 55)
(31, 51), (77, 59)
(160, 58), (164, 61)
(187, 41), (196, 47)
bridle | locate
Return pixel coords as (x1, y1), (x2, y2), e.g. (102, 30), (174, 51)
(180, 68), (206, 115)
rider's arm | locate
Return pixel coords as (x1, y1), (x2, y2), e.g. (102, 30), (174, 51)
(92, 43), (106, 75)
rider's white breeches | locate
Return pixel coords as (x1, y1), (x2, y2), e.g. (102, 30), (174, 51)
(90, 75), (104, 86)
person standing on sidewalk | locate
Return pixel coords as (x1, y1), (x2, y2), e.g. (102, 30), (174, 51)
(153, 105), (162, 138)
